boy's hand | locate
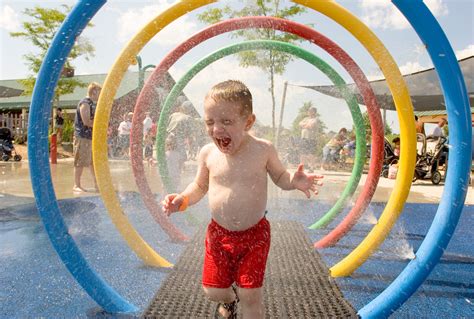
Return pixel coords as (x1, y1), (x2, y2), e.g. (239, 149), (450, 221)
(292, 163), (324, 198)
(161, 193), (185, 216)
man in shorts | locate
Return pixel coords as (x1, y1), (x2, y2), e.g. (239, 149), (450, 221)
(73, 82), (101, 193)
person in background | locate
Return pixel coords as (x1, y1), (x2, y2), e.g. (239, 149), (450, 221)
(298, 107), (319, 172)
(321, 128), (348, 171)
(430, 118), (447, 138)
(167, 100), (194, 173)
(142, 112), (154, 163)
(430, 118), (449, 172)
(117, 112), (133, 158)
(415, 115), (425, 135)
(55, 107), (65, 143)
(392, 136), (401, 157)
(143, 112), (153, 136)
(73, 82), (101, 193)
(341, 133), (356, 160)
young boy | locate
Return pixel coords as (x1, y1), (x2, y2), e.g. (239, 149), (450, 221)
(162, 80), (323, 319)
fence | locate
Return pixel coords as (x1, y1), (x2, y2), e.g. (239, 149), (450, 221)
(0, 113), (28, 140)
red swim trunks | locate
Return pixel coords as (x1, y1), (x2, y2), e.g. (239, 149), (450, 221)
(202, 217), (271, 289)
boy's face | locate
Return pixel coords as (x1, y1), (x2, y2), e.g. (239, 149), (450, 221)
(204, 97), (255, 155)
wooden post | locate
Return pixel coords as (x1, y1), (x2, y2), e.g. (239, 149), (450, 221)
(275, 81), (288, 149)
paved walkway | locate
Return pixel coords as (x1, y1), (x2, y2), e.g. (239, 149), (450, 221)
(0, 158), (473, 210)
(144, 221), (358, 318)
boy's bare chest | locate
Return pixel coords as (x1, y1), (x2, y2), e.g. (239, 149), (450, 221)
(207, 152), (267, 184)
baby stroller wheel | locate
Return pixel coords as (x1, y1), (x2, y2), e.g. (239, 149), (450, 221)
(382, 168), (389, 178)
(431, 171), (442, 185)
(13, 154), (22, 162)
(2, 154), (9, 161)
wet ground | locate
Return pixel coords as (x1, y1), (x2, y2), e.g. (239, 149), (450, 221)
(1, 158), (472, 207)
(1, 159), (473, 318)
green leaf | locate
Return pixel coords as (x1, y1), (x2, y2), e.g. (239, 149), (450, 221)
(10, 5), (95, 106)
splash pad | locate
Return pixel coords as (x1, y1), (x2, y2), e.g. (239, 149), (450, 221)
(26, 0), (471, 317)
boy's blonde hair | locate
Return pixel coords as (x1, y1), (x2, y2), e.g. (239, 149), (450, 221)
(87, 82), (102, 96)
(206, 80), (253, 116)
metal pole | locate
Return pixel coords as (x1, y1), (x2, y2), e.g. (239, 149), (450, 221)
(275, 81), (288, 148)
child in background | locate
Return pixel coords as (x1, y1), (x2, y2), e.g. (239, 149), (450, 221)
(144, 129), (155, 165)
(162, 80), (323, 318)
(392, 137), (401, 157)
(117, 112), (133, 158)
(55, 107), (65, 143)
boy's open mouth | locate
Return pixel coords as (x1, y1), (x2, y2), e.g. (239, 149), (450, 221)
(216, 137), (232, 150)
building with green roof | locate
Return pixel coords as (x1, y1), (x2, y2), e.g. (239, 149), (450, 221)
(0, 70), (198, 136)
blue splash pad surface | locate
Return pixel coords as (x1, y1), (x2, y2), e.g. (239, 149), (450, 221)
(1, 194), (473, 318)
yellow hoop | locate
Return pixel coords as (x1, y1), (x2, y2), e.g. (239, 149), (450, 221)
(92, 0), (216, 267)
(93, 0), (415, 274)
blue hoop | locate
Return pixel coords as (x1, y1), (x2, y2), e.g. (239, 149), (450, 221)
(28, 0), (471, 316)
(359, 0), (471, 317)
(27, 0), (137, 313)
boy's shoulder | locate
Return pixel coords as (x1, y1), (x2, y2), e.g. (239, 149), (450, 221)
(251, 135), (272, 145)
(249, 135), (275, 152)
(200, 143), (217, 156)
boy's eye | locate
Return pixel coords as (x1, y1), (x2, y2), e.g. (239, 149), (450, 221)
(205, 121), (214, 126)
(223, 120), (232, 125)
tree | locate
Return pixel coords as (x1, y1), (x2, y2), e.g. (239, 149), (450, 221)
(361, 111), (392, 139)
(291, 101), (326, 136)
(198, 1), (307, 139)
(10, 5), (95, 106)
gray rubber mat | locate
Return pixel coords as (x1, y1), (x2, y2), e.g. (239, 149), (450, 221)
(143, 220), (358, 318)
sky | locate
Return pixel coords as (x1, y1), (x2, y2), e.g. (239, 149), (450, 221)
(0, 0), (473, 133)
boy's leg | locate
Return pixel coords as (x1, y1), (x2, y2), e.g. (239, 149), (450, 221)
(237, 287), (264, 319)
(202, 220), (237, 317)
(202, 286), (236, 304)
(234, 218), (270, 319)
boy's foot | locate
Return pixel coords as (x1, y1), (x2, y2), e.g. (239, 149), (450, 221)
(215, 285), (239, 319)
(215, 300), (238, 319)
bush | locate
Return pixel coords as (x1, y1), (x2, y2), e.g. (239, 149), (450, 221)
(62, 118), (74, 143)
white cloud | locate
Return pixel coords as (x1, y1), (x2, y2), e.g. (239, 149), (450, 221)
(366, 71), (383, 81)
(116, 3), (197, 47)
(359, 0), (448, 30)
(398, 61), (425, 75)
(456, 44), (474, 59)
(0, 5), (19, 31)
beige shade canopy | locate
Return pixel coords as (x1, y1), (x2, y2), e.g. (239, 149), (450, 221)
(300, 56), (473, 112)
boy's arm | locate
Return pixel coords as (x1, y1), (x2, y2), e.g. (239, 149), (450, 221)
(266, 142), (295, 190)
(162, 145), (210, 214)
(266, 142), (323, 197)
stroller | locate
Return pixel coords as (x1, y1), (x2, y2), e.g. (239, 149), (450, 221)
(412, 133), (447, 184)
(381, 137), (399, 178)
(0, 128), (22, 162)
